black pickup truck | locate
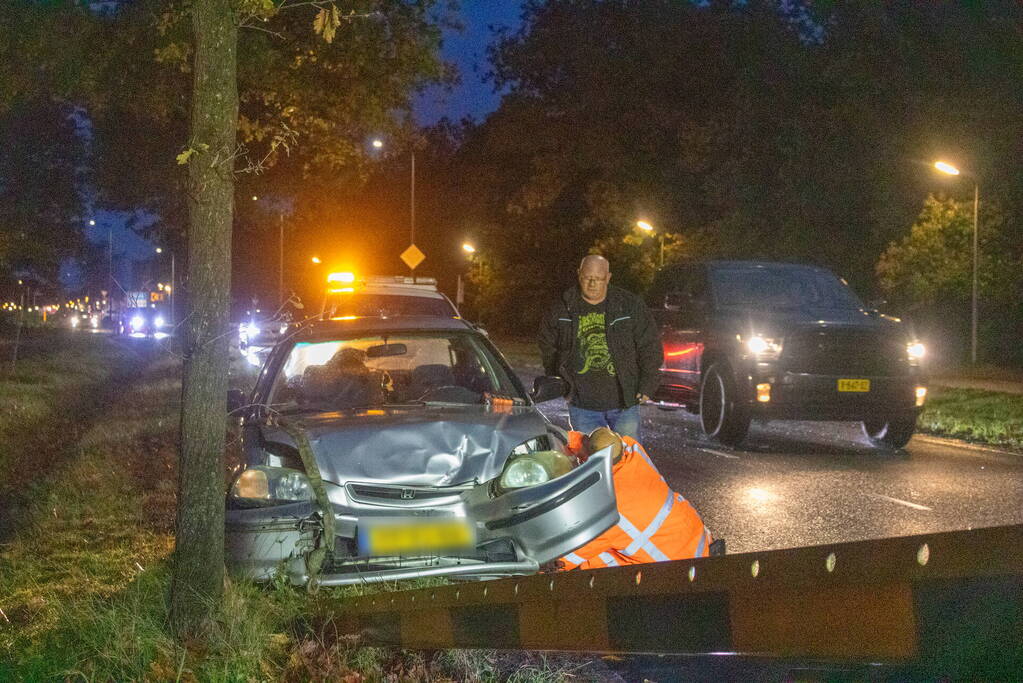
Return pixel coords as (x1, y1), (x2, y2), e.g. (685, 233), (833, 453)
(647, 261), (927, 449)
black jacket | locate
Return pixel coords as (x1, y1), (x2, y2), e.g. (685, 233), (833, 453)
(538, 285), (663, 407)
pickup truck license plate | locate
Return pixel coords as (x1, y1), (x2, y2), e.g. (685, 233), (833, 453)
(837, 379), (871, 392)
(359, 519), (475, 556)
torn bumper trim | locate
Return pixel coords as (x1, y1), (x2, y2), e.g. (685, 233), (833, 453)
(313, 560), (540, 587)
(485, 471), (600, 531)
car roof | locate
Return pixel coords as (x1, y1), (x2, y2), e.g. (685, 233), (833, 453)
(292, 315), (474, 342)
(660, 260), (832, 273)
(332, 285), (447, 299)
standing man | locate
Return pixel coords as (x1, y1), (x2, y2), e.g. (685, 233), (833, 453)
(539, 255), (662, 440)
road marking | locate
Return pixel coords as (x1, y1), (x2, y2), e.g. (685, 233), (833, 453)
(866, 493), (932, 511)
(700, 448), (740, 460)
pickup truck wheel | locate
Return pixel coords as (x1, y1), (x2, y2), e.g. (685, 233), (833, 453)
(699, 363), (750, 447)
(862, 417), (916, 449)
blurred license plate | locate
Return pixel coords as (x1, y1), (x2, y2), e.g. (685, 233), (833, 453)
(358, 519), (475, 556)
(837, 379), (871, 392)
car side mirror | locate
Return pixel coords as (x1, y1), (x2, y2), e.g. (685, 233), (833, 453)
(227, 388), (246, 416)
(531, 376), (567, 403)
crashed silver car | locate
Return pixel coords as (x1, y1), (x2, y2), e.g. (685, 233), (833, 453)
(225, 316), (618, 587)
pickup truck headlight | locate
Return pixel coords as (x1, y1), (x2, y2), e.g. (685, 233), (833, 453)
(229, 465), (313, 506)
(498, 450), (574, 491)
(745, 335), (782, 359)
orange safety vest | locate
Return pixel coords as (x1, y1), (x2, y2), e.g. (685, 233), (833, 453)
(561, 432), (712, 570)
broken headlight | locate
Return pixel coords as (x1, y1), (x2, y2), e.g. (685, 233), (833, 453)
(229, 465), (313, 506)
(498, 450), (574, 491)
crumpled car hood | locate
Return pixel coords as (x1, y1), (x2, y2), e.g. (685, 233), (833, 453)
(273, 405), (552, 487)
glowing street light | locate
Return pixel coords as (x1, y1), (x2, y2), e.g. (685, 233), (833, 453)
(155, 246), (175, 332)
(635, 220), (664, 267)
(311, 256), (322, 264)
(933, 159), (980, 363)
(457, 242), (477, 307)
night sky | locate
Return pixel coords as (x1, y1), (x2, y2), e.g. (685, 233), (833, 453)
(414, 1), (525, 124)
(76, 2), (525, 293)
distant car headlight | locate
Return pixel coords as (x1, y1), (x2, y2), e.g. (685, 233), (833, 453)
(907, 342), (926, 361)
(246, 322), (260, 337)
(154, 316), (165, 328)
(70, 316), (80, 328)
(497, 450), (574, 492)
(131, 315), (145, 331)
(90, 315), (99, 328)
(745, 335), (782, 359)
(229, 466), (313, 506)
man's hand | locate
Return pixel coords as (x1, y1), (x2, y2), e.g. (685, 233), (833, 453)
(636, 393), (650, 403)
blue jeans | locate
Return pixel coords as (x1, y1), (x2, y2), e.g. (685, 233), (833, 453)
(568, 404), (641, 441)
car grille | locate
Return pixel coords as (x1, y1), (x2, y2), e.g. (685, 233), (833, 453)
(782, 329), (908, 376)
(347, 482), (464, 506)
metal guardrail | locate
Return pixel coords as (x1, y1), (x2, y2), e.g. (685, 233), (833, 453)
(327, 524), (1023, 676)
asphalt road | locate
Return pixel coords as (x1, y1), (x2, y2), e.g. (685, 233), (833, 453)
(522, 369), (1023, 555)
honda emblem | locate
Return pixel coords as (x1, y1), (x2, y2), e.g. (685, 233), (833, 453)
(400, 488), (415, 500)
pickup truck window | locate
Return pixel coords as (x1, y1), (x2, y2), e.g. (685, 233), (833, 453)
(709, 266), (863, 310)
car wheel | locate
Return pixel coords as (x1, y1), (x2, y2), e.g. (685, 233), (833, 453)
(699, 362), (750, 447)
(862, 417), (916, 449)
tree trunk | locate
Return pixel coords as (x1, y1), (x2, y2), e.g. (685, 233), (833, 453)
(169, 0), (237, 638)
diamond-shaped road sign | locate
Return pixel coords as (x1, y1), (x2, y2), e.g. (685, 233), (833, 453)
(400, 244), (425, 270)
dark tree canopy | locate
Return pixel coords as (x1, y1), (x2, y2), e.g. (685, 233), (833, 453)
(440, 0), (1023, 338)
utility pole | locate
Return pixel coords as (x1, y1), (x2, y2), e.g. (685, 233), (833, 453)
(971, 181), (979, 364)
(170, 250), (176, 333)
(279, 212), (284, 307)
(108, 225), (113, 307)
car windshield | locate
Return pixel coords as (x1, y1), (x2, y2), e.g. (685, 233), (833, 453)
(323, 292), (456, 318)
(268, 331), (522, 412)
(709, 266), (863, 310)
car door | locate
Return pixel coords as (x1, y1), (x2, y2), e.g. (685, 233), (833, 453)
(650, 266), (706, 403)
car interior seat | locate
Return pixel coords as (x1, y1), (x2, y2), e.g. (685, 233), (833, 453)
(408, 364), (456, 398)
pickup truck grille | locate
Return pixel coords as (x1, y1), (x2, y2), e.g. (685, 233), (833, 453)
(782, 329), (907, 376)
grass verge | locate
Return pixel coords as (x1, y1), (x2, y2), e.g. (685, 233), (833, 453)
(918, 387), (1023, 450)
(1, 335), (610, 681)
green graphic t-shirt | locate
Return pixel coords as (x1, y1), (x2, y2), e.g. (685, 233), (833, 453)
(573, 301), (624, 410)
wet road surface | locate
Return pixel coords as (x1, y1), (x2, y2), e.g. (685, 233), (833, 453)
(528, 375), (1023, 554)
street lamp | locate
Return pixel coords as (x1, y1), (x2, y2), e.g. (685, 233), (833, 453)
(311, 256), (322, 265)
(636, 220), (664, 268)
(156, 247), (175, 331)
(933, 160), (980, 364)
(252, 195), (286, 306)
(371, 137), (417, 255)
(457, 242), (477, 307)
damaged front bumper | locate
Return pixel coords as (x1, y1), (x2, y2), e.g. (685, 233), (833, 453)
(225, 450), (617, 587)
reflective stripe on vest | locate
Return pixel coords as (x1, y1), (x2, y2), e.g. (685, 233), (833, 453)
(695, 529), (707, 558)
(564, 552), (586, 566)
(616, 490), (675, 562)
(625, 441), (666, 484)
(598, 551), (619, 567)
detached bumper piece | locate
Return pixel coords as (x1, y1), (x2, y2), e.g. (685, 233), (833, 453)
(225, 452), (617, 587)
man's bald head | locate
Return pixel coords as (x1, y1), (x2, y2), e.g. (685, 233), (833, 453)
(578, 255), (611, 304)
